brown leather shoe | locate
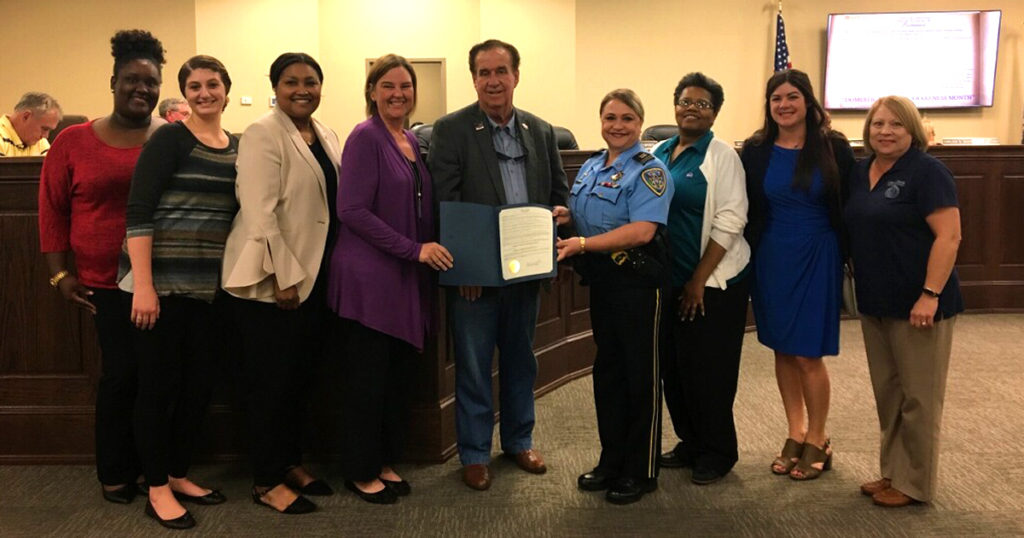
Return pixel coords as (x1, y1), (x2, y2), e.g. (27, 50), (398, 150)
(872, 487), (920, 507)
(462, 464), (491, 491)
(860, 477), (891, 496)
(507, 449), (547, 474)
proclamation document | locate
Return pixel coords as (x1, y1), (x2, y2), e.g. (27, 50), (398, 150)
(439, 201), (557, 287)
(498, 205), (555, 281)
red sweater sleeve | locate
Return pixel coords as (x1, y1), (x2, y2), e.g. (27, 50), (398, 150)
(38, 134), (74, 253)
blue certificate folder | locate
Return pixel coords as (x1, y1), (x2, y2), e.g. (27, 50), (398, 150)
(439, 201), (557, 287)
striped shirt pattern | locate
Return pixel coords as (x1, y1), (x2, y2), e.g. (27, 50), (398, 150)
(123, 122), (239, 302)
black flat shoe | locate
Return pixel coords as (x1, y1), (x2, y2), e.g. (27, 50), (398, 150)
(144, 501), (196, 530)
(173, 489), (227, 505)
(690, 467), (726, 485)
(577, 469), (616, 491)
(296, 479), (334, 496)
(605, 477), (657, 505)
(344, 480), (397, 505)
(658, 448), (692, 469)
(136, 481), (149, 496)
(381, 478), (411, 496)
(101, 484), (136, 504)
(251, 487), (316, 515)
(284, 467), (334, 496)
(688, 465), (729, 485)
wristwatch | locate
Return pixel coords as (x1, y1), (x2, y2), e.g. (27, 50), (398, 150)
(921, 287), (940, 298)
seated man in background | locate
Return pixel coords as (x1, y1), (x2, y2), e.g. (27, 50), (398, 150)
(157, 97), (190, 122)
(1, 92), (62, 156)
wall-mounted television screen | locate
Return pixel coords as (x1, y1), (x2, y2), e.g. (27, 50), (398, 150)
(823, 10), (1001, 110)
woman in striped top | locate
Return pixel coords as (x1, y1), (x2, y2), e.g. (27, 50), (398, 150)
(120, 55), (238, 531)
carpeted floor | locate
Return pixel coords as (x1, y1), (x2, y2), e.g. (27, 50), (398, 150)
(2, 314), (1023, 537)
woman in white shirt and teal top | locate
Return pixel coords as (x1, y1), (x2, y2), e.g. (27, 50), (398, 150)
(651, 73), (750, 486)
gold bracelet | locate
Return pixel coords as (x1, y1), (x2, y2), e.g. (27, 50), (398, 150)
(579, 236), (586, 253)
(49, 270), (69, 288)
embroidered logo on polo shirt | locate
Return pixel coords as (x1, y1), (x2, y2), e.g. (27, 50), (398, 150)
(884, 179), (905, 199)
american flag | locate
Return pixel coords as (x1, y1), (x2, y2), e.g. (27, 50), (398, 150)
(774, 11), (791, 72)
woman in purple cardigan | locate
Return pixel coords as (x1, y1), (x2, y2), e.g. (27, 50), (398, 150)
(327, 54), (453, 505)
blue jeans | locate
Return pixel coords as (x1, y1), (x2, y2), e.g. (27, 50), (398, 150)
(448, 282), (540, 465)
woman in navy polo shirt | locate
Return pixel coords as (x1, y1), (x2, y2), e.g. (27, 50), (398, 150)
(844, 95), (963, 508)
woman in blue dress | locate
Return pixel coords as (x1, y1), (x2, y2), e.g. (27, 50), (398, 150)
(741, 70), (854, 480)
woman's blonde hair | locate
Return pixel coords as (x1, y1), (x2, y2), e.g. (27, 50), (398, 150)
(599, 88), (644, 121)
(863, 96), (928, 154)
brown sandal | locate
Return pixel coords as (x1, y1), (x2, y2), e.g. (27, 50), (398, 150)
(771, 438), (805, 475)
(790, 439), (832, 480)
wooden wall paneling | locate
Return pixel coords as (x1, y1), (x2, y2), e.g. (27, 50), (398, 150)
(1, 157), (101, 461)
(950, 173), (986, 269)
(999, 174), (1024, 267)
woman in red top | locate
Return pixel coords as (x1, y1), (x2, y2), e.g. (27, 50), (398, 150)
(38, 29), (166, 504)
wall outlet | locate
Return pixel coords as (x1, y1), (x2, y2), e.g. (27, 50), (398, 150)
(269, 97), (277, 107)
(239, 96), (253, 106)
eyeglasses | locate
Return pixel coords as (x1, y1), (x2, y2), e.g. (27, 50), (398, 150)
(676, 98), (713, 110)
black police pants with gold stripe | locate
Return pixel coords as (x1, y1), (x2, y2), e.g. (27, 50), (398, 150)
(589, 284), (665, 480)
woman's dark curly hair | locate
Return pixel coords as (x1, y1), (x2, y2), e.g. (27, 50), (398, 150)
(110, 29), (166, 77)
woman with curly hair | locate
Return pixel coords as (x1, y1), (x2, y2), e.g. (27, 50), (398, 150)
(39, 28), (165, 505)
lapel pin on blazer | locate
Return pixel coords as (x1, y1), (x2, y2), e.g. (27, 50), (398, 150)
(474, 122), (485, 131)
(521, 122), (529, 131)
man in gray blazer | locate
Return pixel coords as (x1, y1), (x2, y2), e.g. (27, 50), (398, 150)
(428, 38), (569, 491)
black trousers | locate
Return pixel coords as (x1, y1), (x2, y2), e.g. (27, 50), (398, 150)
(133, 295), (218, 487)
(662, 273), (751, 475)
(336, 317), (412, 482)
(228, 284), (330, 488)
(589, 285), (665, 480)
(92, 288), (141, 486)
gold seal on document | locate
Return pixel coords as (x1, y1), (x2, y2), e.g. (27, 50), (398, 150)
(508, 260), (521, 274)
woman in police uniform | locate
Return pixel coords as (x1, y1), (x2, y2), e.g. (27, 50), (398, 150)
(554, 88), (673, 505)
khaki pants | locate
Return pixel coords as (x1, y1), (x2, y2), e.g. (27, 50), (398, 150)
(859, 315), (955, 502)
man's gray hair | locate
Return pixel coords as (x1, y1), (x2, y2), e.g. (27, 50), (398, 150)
(14, 92), (62, 119)
(158, 97), (186, 117)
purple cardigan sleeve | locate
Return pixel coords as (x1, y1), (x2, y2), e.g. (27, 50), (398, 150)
(337, 123), (422, 262)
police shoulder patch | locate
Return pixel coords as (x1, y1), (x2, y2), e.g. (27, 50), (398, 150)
(632, 151), (655, 164)
(641, 167), (667, 196)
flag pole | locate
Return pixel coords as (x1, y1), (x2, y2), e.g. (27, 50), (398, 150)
(773, 0), (791, 72)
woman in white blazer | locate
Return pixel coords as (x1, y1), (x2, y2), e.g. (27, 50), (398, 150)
(220, 53), (340, 515)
